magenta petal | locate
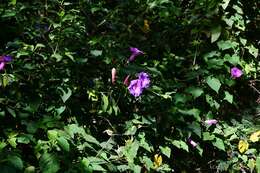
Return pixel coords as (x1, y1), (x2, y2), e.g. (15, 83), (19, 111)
(111, 68), (116, 84)
(128, 54), (137, 62)
(130, 47), (143, 54)
(128, 47), (144, 62)
(188, 138), (198, 147)
(231, 67), (243, 78)
(0, 62), (5, 70)
(205, 119), (218, 125)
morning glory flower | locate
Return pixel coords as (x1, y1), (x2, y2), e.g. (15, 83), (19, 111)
(205, 119), (218, 126)
(128, 47), (144, 62)
(128, 72), (150, 97)
(0, 55), (12, 71)
(111, 68), (116, 84)
(188, 138), (198, 148)
(231, 67), (243, 78)
(3, 55), (12, 62)
(128, 79), (143, 97)
(138, 72), (150, 89)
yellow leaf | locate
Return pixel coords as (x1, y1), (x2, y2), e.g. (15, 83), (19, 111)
(238, 140), (249, 153)
(153, 154), (162, 168)
(249, 131), (260, 142)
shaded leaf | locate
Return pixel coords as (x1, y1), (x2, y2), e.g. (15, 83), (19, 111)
(206, 77), (221, 93)
(159, 146), (171, 158)
(211, 26), (221, 43)
(39, 153), (60, 173)
(90, 50), (102, 57)
(224, 91), (233, 104)
(7, 155), (23, 170)
(213, 138), (225, 151)
(171, 140), (189, 152)
(57, 137), (70, 152)
(59, 88), (72, 103)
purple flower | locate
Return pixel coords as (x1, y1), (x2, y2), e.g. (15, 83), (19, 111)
(128, 79), (143, 97)
(0, 55), (12, 71)
(128, 72), (150, 97)
(188, 138), (198, 148)
(231, 67), (243, 78)
(128, 47), (144, 62)
(204, 119), (218, 126)
(0, 62), (5, 71)
(3, 55), (12, 62)
(138, 72), (150, 89)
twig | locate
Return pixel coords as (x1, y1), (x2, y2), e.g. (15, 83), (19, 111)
(249, 82), (260, 95)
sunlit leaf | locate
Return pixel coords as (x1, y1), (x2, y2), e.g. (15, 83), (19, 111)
(206, 77), (221, 93)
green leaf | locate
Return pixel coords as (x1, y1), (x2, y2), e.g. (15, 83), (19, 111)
(239, 38), (247, 46)
(59, 88), (72, 103)
(256, 157), (260, 173)
(7, 137), (17, 148)
(123, 140), (140, 163)
(211, 26), (221, 43)
(139, 133), (152, 152)
(224, 54), (240, 66)
(220, 0), (230, 9)
(159, 146), (171, 158)
(248, 159), (255, 172)
(51, 53), (63, 62)
(132, 165), (141, 173)
(24, 166), (36, 173)
(17, 134), (31, 144)
(57, 137), (70, 152)
(7, 156), (23, 170)
(55, 106), (66, 115)
(206, 94), (220, 109)
(9, 0), (17, 5)
(171, 140), (189, 152)
(246, 45), (259, 58)
(7, 107), (16, 118)
(2, 75), (9, 87)
(2, 9), (16, 17)
(117, 165), (129, 172)
(39, 153), (60, 173)
(185, 87), (204, 99)
(203, 132), (215, 141)
(189, 121), (202, 138)
(47, 130), (58, 140)
(91, 164), (106, 172)
(34, 43), (45, 51)
(0, 141), (7, 151)
(178, 108), (201, 121)
(217, 40), (238, 50)
(141, 156), (153, 171)
(83, 134), (100, 145)
(224, 91), (233, 104)
(196, 146), (203, 156)
(206, 77), (221, 93)
(90, 50), (102, 57)
(213, 138), (225, 151)
(101, 93), (109, 112)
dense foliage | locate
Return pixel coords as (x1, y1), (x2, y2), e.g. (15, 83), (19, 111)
(0, 0), (260, 172)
